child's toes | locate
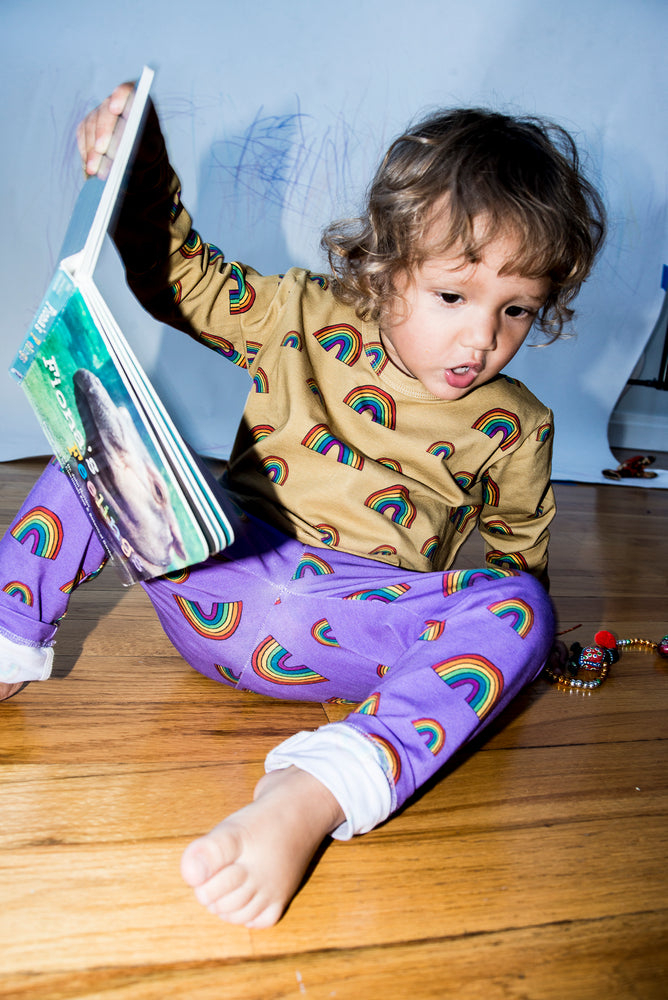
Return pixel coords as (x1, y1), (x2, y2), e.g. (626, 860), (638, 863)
(181, 823), (243, 887)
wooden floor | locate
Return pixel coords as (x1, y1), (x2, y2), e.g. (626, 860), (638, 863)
(1, 458), (667, 1000)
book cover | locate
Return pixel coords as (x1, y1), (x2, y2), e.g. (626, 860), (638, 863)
(9, 68), (235, 584)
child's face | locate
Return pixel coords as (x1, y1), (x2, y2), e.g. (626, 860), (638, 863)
(380, 233), (551, 401)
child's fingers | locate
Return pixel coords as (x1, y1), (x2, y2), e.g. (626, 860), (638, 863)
(76, 82), (135, 177)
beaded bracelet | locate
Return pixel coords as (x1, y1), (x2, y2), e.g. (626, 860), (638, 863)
(543, 630), (668, 692)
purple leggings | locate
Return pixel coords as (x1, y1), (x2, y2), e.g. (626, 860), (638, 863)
(0, 461), (554, 812)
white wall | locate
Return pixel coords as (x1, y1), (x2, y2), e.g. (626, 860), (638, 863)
(1, 0), (667, 486)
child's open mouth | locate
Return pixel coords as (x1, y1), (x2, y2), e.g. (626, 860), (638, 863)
(444, 365), (480, 389)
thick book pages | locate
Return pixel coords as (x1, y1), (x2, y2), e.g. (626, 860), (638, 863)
(9, 68), (235, 584)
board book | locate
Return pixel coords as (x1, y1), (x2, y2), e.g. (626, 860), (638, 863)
(9, 68), (235, 584)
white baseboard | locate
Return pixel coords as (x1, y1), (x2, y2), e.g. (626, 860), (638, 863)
(608, 412), (668, 451)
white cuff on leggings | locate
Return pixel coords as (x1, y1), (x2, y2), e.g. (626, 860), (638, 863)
(265, 722), (393, 840)
(0, 631), (54, 682)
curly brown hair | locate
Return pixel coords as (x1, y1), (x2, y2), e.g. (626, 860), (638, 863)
(322, 108), (606, 339)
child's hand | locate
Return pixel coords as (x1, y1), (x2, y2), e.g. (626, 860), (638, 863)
(76, 82), (135, 179)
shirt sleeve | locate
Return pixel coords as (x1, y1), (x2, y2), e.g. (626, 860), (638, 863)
(111, 101), (279, 370)
(477, 409), (555, 587)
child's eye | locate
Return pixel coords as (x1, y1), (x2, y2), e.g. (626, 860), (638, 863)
(439, 292), (462, 304)
(505, 305), (532, 318)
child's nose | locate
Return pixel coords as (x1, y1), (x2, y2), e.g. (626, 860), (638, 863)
(460, 314), (497, 352)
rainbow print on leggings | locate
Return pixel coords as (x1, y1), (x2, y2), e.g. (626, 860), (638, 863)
(418, 620), (445, 641)
(291, 553), (334, 578)
(215, 663), (241, 684)
(2, 581), (34, 605)
(364, 485), (416, 528)
(343, 386), (397, 430)
(343, 582), (410, 602)
(312, 324), (363, 365)
(251, 636), (328, 685)
(10, 507), (63, 560)
(486, 598), (534, 638)
(367, 734), (402, 784)
(432, 654), (504, 719)
(173, 596), (242, 639)
(442, 566), (515, 596)
(311, 618), (339, 646)
(413, 718), (446, 754)
(472, 408), (521, 451)
(228, 262), (256, 313)
(356, 692), (380, 715)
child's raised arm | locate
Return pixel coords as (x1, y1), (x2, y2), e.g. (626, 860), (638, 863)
(76, 82), (135, 179)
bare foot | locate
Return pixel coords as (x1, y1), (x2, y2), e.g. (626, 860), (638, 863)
(180, 765), (345, 928)
(0, 681), (25, 701)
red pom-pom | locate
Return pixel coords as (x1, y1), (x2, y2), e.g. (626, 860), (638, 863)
(594, 630), (617, 649)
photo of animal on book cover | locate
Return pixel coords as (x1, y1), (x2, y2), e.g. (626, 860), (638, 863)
(20, 269), (212, 583)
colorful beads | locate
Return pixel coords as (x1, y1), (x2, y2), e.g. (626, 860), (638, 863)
(544, 629), (666, 693)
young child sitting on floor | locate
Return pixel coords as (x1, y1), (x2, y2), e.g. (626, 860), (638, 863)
(0, 83), (605, 928)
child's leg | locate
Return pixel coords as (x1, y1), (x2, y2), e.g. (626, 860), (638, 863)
(0, 460), (107, 690)
(140, 538), (553, 927)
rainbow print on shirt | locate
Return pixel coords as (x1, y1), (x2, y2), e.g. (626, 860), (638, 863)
(312, 324), (363, 365)
(433, 654), (504, 720)
(364, 485), (417, 528)
(281, 331), (303, 350)
(173, 596), (242, 639)
(252, 368), (269, 393)
(486, 598), (534, 638)
(259, 456), (289, 485)
(315, 523), (340, 547)
(369, 543), (398, 558)
(449, 504), (481, 533)
(250, 424), (275, 442)
(420, 536), (439, 561)
(364, 341), (388, 373)
(487, 550), (529, 571)
(180, 228), (203, 258)
(198, 332), (247, 368)
(301, 424), (365, 469)
(10, 506), (63, 560)
(228, 262), (256, 314)
(472, 408), (521, 451)
(343, 386), (397, 430)
(251, 635), (328, 685)
(427, 441), (455, 460)
(482, 471), (500, 506)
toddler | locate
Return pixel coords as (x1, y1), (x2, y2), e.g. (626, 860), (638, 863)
(0, 84), (605, 928)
